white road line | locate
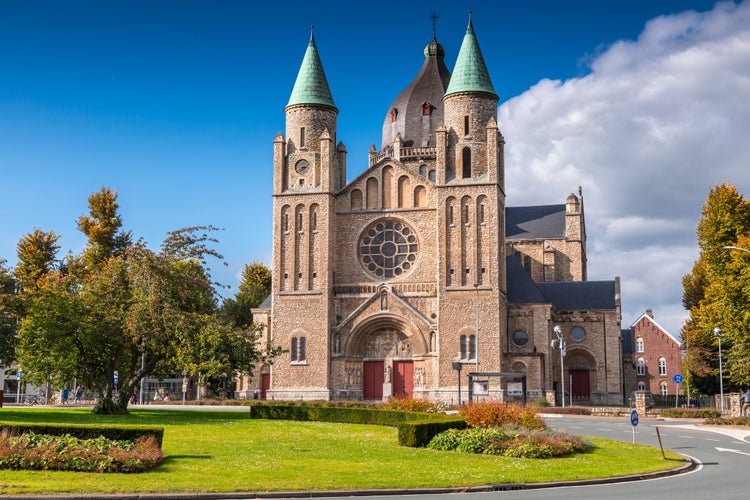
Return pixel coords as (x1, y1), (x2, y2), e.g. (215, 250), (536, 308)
(679, 435), (694, 439)
(706, 438), (720, 441)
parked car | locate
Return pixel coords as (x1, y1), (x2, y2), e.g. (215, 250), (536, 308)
(628, 390), (654, 409)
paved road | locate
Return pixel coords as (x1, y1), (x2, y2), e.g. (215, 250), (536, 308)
(319, 416), (750, 500)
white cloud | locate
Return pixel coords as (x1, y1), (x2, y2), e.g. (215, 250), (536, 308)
(499, 1), (750, 336)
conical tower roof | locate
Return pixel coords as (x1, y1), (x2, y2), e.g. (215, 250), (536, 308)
(445, 17), (496, 99)
(381, 37), (451, 149)
(286, 31), (336, 109)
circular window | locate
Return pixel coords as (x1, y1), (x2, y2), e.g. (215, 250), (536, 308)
(571, 326), (585, 341)
(295, 159), (309, 174)
(512, 330), (529, 347)
(359, 219), (418, 279)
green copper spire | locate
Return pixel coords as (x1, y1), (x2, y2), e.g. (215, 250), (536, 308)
(445, 15), (497, 98)
(287, 29), (336, 109)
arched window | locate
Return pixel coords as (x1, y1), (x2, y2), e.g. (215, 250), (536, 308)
(382, 166), (393, 208)
(636, 338), (644, 353)
(397, 176), (410, 208)
(636, 358), (645, 376)
(366, 177), (378, 208)
(310, 205), (318, 232)
(462, 147), (471, 179)
(637, 381), (646, 391)
(419, 164), (427, 177)
(414, 185), (427, 207)
(658, 357), (667, 376)
(295, 205), (304, 232)
(460, 335), (467, 360)
(282, 205), (290, 233)
(291, 336), (307, 363)
(659, 381), (668, 396)
(428, 170), (436, 182)
(351, 189), (363, 210)
(469, 335), (477, 360)
(291, 337), (298, 362)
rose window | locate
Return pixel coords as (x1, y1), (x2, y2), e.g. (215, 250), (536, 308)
(359, 219), (418, 279)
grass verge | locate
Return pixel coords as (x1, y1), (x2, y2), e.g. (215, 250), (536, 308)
(0, 408), (686, 495)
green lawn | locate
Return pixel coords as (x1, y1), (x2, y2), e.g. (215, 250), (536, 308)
(0, 408), (686, 495)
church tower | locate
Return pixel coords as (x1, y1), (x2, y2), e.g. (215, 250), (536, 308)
(436, 15), (507, 390)
(269, 31), (342, 399)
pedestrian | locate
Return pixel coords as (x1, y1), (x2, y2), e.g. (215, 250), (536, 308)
(75, 386), (83, 404)
(740, 388), (750, 405)
(61, 386), (69, 405)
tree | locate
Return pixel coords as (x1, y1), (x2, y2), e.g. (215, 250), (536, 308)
(13, 188), (276, 414)
(76, 187), (132, 268)
(221, 261), (271, 329)
(682, 183), (750, 393)
(14, 229), (60, 294)
(0, 259), (18, 365)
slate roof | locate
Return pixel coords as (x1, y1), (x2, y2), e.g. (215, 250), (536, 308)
(254, 294), (271, 310)
(287, 33), (336, 109)
(445, 19), (496, 98)
(621, 328), (633, 354)
(506, 205), (566, 240)
(507, 253), (616, 310)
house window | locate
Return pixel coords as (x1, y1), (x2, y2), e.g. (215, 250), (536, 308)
(636, 358), (645, 376)
(637, 381), (646, 391)
(636, 338), (644, 353)
(300, 127), (306, 148)
(291, 336), (307, 363)
(571, 326), (585, 341)
(420, 164), (427, 177)
(462, 147), (471, 179)
(460, 334), (476, 361)
(660, 382), (668, 396)
(658, 357), (667, 376)
(464, 115), (470, 135)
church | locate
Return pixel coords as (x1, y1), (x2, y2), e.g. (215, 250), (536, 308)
(244, 17), (625, 406)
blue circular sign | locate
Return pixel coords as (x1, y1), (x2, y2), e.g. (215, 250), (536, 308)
(673, 374), (683, 384)
(630, 409), (639, 426)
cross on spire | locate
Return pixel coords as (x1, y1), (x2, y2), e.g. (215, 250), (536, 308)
(429, 12), (439, 39)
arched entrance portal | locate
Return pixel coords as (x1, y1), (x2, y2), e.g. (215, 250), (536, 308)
(347, 316), (425, 401)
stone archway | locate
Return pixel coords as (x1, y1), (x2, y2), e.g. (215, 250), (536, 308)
(345, 314), (426, 400)
(566, 349), (597, 404)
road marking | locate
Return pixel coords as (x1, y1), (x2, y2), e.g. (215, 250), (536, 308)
(705, 438), (720, 441)
(716, 447), (750, 457)
(595, 428), (612, 432)
(679, 435), (694, 439)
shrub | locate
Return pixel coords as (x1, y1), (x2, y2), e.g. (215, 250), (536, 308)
(660, 408), (721, 419)
(427, 425), (593, 458)
(0, 430), (164, 473)
(460, 402), (546, 430)
(397, 417), (466, 447)
(535, 405), (591, 415)
(382, 396), (442, 413)
(0, 423), (164, 448)
(704, 415), (750, 426)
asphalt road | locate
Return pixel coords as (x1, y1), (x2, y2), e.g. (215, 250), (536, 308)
(320, 416), (750, 500)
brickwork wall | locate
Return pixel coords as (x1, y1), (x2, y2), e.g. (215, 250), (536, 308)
(631, 313), (682, 396)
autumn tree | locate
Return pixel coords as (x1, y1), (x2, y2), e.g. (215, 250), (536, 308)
(682, 183), (750, 394)
(13, 188), (275, 414)
(0, 259), (18, 364)
(221, 261), (271, 329)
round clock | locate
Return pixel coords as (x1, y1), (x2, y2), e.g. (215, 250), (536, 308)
(295, 159), (310, 174)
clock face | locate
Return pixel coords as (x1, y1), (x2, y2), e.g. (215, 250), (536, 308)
(295, 159), (310, 175)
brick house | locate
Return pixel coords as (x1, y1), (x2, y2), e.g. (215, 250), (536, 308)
(623, 309), (683, 397)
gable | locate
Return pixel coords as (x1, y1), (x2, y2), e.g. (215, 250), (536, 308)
(506, 204), (565, 239)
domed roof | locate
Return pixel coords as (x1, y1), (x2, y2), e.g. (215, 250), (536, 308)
(381, 38), (451, 150)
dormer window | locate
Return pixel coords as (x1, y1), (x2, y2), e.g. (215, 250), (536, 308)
(422, 102), (431, 116)
(391, 108), (398, 122)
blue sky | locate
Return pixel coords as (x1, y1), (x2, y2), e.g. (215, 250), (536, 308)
(2, 1), (749, 335)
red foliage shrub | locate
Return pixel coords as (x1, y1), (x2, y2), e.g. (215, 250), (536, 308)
(460, 402), (546, 430)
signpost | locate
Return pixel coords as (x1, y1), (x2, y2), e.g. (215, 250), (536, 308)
(630, 409), (639, 443)
(673, 374), (683, 408)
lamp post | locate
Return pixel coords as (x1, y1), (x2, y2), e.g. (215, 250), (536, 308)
(552, 325), (565, 407)
(714, 327), (724, 414)
(474, 283), (480, 374)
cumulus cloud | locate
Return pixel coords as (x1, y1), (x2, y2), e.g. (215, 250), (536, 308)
(499, 1), (750, 335)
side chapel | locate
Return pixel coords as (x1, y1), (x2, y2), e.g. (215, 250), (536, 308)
(243, 16), (624, 405)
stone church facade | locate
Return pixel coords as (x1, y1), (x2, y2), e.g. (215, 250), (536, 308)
(241, 18), (624, 406)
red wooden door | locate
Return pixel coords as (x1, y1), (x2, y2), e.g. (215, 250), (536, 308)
(363, 361), (384, 400)
(570, 369), (590, 398)
(393, 361), (414, 399)
(261, 373), (270, 400)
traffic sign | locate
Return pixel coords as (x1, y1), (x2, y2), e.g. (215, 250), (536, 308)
(630, 409), (639, 426)
(673, 374), (683, 384)
(113, 370), (119, 385)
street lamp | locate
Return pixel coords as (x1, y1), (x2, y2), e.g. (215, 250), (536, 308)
(551, 325), (566, 407)
(714, 327), (724, 414)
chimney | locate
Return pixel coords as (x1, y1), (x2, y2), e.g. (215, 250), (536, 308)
(645, 309), (654, 318)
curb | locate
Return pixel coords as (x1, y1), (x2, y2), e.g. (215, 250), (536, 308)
(0, 455), (697, 500)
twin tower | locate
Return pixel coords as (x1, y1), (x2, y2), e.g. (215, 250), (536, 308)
(268, 18), (507, 401)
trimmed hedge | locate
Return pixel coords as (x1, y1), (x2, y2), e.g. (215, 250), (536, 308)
(660, 408), (721, 419)
(397, 417), (466, 447)
(0, 423), (164, 448)
(249, 404), (448, 427)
